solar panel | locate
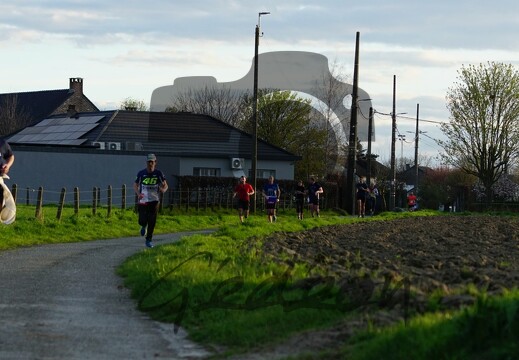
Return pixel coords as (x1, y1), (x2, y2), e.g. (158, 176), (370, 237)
(8, 115), (105, 145)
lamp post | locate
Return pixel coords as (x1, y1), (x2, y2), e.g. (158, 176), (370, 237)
(251, 11), (269, 213)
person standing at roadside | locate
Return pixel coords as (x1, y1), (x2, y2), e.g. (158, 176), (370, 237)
(133, 154), (168, 248)
(233, 176), (254, 223)
(368, 184), (379, 215)
(295, 180), (306, 220)
(308, 177), (323, 218)
(0, 138), (14, 204)
(0, 138), (15, 225)
(356, 177), (369, 218)
(262, 176), (280, 223)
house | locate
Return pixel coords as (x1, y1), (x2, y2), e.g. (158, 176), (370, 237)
(355, 157), (390, 184)
(400, 164), (435, 190)
(0, 78), (99, 136)
(7, 110), (300, 206)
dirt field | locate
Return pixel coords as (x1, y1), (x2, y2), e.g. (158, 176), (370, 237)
(235, 215), (519, 359)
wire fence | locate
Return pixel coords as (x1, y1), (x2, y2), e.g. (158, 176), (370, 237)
(9, 184), (335, 220)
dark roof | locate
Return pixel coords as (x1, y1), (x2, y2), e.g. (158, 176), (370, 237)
(8, 110), (300, 161)
(0, 89), (73, 125)
(355, 158), (389, 178)
(399, 164), (435, 185)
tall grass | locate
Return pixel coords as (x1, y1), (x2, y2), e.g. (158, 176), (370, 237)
(343, 290), (519, 359)
(117, 209), (444, 355)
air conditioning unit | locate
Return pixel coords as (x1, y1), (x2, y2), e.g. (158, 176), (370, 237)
(92, 141), (105, 149)
(231, 157), (244, 169)
(107, 142), (121, 150)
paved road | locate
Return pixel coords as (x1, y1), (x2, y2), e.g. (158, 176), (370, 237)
(0, 232), (214, 359)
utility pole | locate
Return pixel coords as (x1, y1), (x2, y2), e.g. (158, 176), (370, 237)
(251, 11), (269, 213)
(367, 106), (373, 187)
(414, 103), (420, 193)
(389, 75), (397, 210)
(345, 31), (360, 215)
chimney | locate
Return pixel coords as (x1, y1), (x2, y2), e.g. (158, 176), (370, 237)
(69, 77), (83, 95)
(67, 104), (78, 118)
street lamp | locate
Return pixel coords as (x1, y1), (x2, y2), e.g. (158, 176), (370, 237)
(398, 134), (406, 167)
(251, 11), (270, 213)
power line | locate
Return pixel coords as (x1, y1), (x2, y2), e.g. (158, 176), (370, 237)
(373, 110), (447, 125)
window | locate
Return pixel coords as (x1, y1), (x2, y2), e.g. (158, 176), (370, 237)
(193, 168), (221, 177)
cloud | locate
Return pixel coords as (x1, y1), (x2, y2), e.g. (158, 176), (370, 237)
(1, 0), (518, 167)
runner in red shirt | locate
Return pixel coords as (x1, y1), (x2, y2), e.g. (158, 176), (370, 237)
(407, 191), (417, 211)
(233, 176), (255, 223)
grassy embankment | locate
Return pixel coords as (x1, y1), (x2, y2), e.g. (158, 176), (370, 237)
(5, 205), (519, 359)
(117, 209), (519, 359)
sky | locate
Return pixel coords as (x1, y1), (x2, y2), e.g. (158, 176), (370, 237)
(1, 0), (518, 166)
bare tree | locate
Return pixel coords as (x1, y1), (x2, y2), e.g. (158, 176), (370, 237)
(439, 62), (519, 202)
(0, 95), (30, 136)
(167, 86), (248, 129)
(312, 60), (352, 176)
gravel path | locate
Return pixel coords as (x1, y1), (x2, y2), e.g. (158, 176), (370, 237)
(0, 232), (214, 360)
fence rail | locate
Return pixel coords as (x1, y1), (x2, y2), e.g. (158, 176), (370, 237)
(8, 184), (332, 220)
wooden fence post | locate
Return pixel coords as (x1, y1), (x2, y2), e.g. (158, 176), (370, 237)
(35, 186), (43, 220)
(57, 188), (66, 220)
(26, 187), (30, 205)
(11, 184), (17, 202)
(159, 191), (163, 212)
(121, 184), (126, 210)
(92, 187), (97, 215)
(74, 187), (80, 215)
(107, 185), (112, 218)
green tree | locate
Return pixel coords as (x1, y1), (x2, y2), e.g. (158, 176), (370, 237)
(243, 90), (328, 180)
(439, 62), (519, 202)
(119, 97), (149, 111)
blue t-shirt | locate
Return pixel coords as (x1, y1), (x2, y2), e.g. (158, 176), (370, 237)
(134, 169), (167, 203)
(308, 182), (322, 202)
(263, 182), (279, 204)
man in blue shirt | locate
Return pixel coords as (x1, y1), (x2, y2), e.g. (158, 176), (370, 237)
(133, 154), (168, 248)
(262, 176), (280, 223)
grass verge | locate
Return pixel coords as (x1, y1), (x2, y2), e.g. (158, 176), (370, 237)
(342, 289), (519, 359)
(117, 209), (444, 357)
